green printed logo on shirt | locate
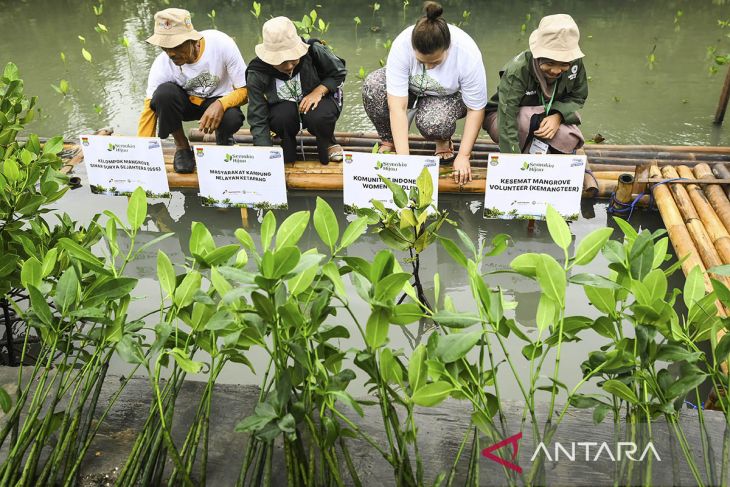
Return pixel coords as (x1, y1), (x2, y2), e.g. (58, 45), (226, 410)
(183, 71), (221, 97)
(408, 72), (448, 97)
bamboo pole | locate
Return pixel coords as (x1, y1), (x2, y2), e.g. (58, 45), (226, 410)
(693, 163), (730, 237)
(711, 163), (730, 200)
(188, 128), (730, 154)
(609, 173), (635, 212)
(714, 64), (730, 125)
(675, 165), (730, 265)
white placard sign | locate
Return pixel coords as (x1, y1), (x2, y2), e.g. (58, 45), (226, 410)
(343, 151), (439, 212)
(80, 135), (170, 198)
(483, 153), (586, 220)
(193, 145), (287, 209)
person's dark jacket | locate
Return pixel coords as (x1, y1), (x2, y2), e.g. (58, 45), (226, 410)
(246, 41), (347, 146)
(486, 50), (588, 153)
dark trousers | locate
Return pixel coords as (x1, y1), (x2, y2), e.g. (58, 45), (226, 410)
(150, 82), (244, 145)
(268, 97), (340, 164)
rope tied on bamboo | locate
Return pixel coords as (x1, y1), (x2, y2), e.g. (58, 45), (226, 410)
(608, 177), (687, 219)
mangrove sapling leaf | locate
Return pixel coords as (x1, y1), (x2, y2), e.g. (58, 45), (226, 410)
(568, 273), (622, 289)
(20, 256), (42, 288)
(287, 263), (319, 296)
(416, 167), (433, 209)
(275, 210), (309, 250)
(631, 279), (653, 306)
(126, 187), (147, 231)
(655, 344), (703, 363)
(190, 221), (215, 257)
(410, 381), (453, 407)
(86, 276), (137, 304)
(683, 265), (706, 309)
(601, 239), (626, 265)
(546, 204), (572, 252)
(628, 230), (654, 280)
(536, 295), (556, 335)
(602, 379), (639, 405)
(174, 271), (202, 308)
(314, 196), (339, 252)
(652, 237), (669, 269)
(54, 267), (79, 314)
(379, 175), (408, 208)
(267, 246), (300, 279)
(573, 227), (613, 266)
(234, 227), (256, 252)
(322, 261), (348, 302)
(157, 250), (176, 297)
(338, 216), (369, 251)
(431, 310), (480, 329)
(408, 345), (428, 393)
(438, 237), (468, 269)
(58, 238), (109, 274)
(665, 371), (708, 400)
(27, 285), (53, 326)
(510, 252), (540, 277)
(435, 331), (482, 364)
(0, 387), (12, 413)
(374, 272), (412, 302)
(535, 254), (566, 307)
(714, 333), (730, 364)
(366, 308), (390, 348)
(613, 216), (638, 244)
(390, 303), (423, 325)
(380, 348), (404, 385)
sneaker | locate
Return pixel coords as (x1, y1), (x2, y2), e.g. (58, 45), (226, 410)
(173, 148), (196, 174)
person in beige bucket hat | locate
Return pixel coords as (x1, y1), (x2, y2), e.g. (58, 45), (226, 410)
(137, 8), (249, 173)
(484, 14), (588, 155)
(246, 17), (347, 165)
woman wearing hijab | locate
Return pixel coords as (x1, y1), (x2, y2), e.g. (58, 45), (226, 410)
(484, 14), (588, 155)
(246, 17), (347, 165)
(361, 1), (487, 185)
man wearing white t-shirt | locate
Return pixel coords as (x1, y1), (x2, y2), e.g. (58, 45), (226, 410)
(138, 8), (248, 173)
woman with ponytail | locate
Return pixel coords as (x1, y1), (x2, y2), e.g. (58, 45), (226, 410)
(362, 1), (487, 185)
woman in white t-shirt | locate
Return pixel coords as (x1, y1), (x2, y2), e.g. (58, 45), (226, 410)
(361, 1), (486, 184)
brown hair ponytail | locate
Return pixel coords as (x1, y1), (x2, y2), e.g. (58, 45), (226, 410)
(411, 1), (450, 54)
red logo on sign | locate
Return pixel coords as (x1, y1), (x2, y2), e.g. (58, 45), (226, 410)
(482, 432), (522, 473)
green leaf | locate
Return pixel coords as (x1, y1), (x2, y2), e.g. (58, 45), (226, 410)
(328, 390), (364, 416)
(157, 250), (176, 296)
(715, 333), (730, 363)
(41, 248), (58, 277)
(379, 175), (408, 208)
(190, 221), (216, 256)
(584, 286), (616, 314)
(666, 372), (708, 399)
(81, 48), (93, 62)
(380, 348), (403, 385)
(275, 211), (309, 250)
(127, 187), (147, 231)
(3, 159), (20, 182)
(314, 197), (339, 252)
(613, 216), (638, 242)
(391, 303), (424, 325)
(58, 238), (107, 273)
(431, 310), (480, 329)
(628, 230), (654, 280)
(536, 295), (556, 334)
(411, 381), (453, 406)
(54, 268), (79, 313)
(365, 308), (389, 348)
(602, 379), (638, 404)
(169, 348), (203, 374)
(416, 167), (433, 208)
(374, 272), (411, 302)
(643, 268), (668, 302)
(21, 257), (42, 289)
(28, 286), (53, 326)
(535, 254), (566, 307)
(288, 264), (319, 296)
(322, 261), (347, 303)
(683, 265), (705, 309)
(510, 253), (540, 277)
(652, 237), (669, 269)
(0, 387), (12, 413)
(260, 211), (276, 251)
(408, 345), (427, 392)
(573, 228), (613, 266)
(174, 271), (201, 308)
(89, 277), (137, 303)
(435, 331), (481, 363)
(339, 216), (369, 250)
(546, 204), (572, 250)
(42, 136), (64, 155)
(270, 246), (300, 279)
(438, 237), (468, 269)
(235, 228), (256, 251)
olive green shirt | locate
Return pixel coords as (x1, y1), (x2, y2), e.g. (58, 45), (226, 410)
(486, 50), (588, 153)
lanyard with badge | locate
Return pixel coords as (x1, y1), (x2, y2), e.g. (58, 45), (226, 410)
(530, 83), (557, 155)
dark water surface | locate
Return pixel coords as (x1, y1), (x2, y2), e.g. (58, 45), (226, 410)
(1, 0), (730, 144)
